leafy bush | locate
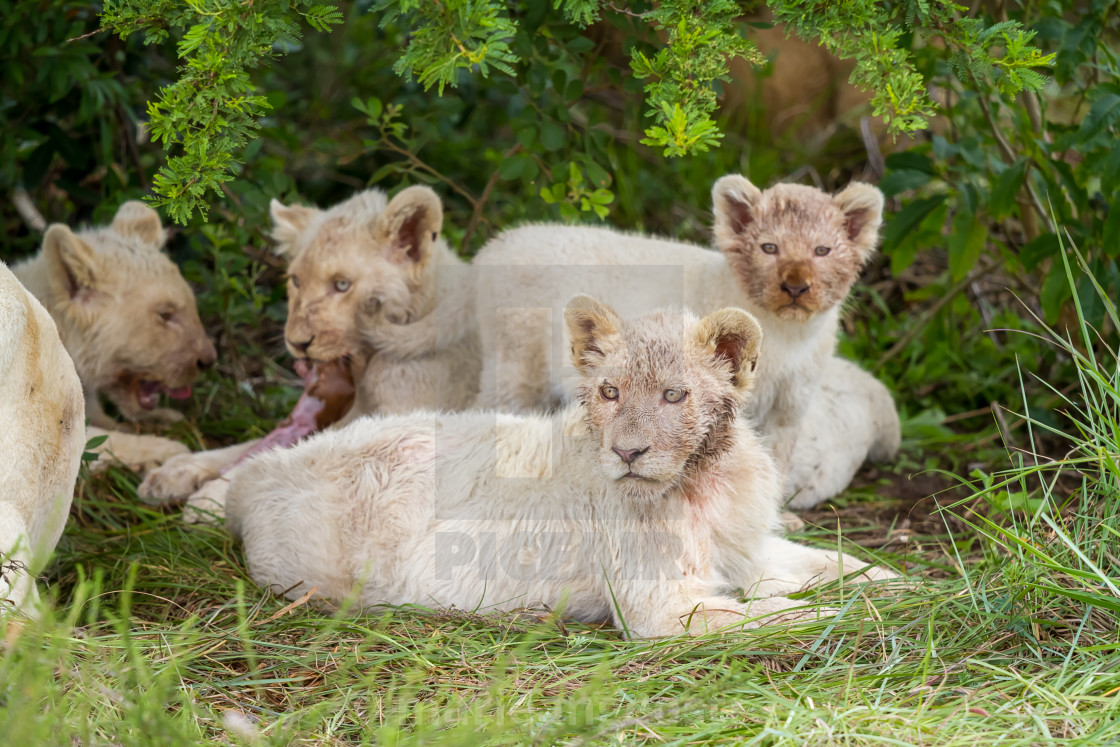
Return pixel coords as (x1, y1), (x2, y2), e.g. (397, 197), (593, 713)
(95, 0), (1055, 223)
(0, 0), (1111, 448)
(878, 2), (1120, 328)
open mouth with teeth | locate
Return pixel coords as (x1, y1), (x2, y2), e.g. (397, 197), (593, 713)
(132, 378), (193, 410)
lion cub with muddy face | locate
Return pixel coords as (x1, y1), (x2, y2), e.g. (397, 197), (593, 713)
(272, 185), (478, 417)
(12, 202), (216, 473)
(225, 297), (896, 639)
(138, 186), (479, 509)
(472, 175), (898, 507)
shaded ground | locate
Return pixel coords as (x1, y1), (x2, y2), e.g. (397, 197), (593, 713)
(794, 460), (973, 576)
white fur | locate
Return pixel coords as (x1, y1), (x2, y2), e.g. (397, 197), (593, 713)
(224, 304), (897, 638)
(785, 357), (902, 509)
(469, 226), (831, 477)
(471, 223), (899, 508)
(138, 187), (480, 509)
(0, 262), (85, 615)
(12, 202), (211, 476)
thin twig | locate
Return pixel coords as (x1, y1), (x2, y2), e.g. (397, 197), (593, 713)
(966, 69), (1054, 237)
(379, 138), (478, 209)
(874, 261), (998, 372)
(971, 280), (1004, 350)
(118, 107), (149, 190)
(861, 115), (885, 181)
(604, 2), (647, 18)
(219, 182), (243, 210)
(66, 28), (105, 43)
(462, 143), (520, 252)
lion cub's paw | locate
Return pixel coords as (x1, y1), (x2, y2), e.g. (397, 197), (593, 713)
(852, 564), (917, 592)
(740, 596), (839, 627)
(687, 597), (836, 635)
(854, 565), (899, 583)
(89, 432), (191, 478)
(142, 407), (187, 425)
(137, 453), (220, 505)
(181, 479), (229, 525)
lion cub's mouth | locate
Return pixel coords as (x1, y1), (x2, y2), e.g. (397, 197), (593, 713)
(134, 379), (193, 410)
(776, 300), (816, 317)
(117, 372), (194, 410)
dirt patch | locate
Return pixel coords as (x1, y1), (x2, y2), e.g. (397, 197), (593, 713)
(793, 463), (978, 571)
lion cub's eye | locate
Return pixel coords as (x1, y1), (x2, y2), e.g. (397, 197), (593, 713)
(663, 388), (686, 403)
(157, 310), (174, 322)
(290, 276), (300, 288)
(334, 278), (351, 293)
(760, 243), (778, 255)
(600, 385), (619, 401)
(814, 246), (832, 257)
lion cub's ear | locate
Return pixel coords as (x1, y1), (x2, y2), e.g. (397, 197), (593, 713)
(43, 224), (100, 301)
(270, 199), (318, 258)
(564, 294), (623, 372)
(711, 174), (764, 248)
(832, 182), (884, 262)
(693, 307), (763, 390)
(111, 201), (166, 248)
(377, 186), (443, 266)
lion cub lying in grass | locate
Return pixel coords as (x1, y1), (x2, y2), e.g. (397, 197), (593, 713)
(139, 185), (480, 513)
(225, 297), (897, 638)
(12, 201), (216, 474)
(471, 174), (900, 508)
(0, 263), (85, 616)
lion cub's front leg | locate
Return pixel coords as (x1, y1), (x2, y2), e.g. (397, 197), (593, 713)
(86, 426), (190, 477)
(133, 407), (186, 425)
(614, 581), (832, 639)
(181, 476), (232, 525)
(0, 505), (40, 617)
(137, 440), (259, 505)
(748, 535), (899, 598)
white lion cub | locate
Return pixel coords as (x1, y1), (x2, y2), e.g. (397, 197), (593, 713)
(225, 297), (896, 638)
(139, 185), (480, 515)
(0, 262), (85, 615)
(470, 174), (899, 507)
(12, 201), (217, 474)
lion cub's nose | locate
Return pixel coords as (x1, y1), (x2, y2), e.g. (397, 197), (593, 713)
(198, 339), (218, 369)
(780, 281), (810, 298)
(289, 335), (315, 355)
(612, 446), (648, 465)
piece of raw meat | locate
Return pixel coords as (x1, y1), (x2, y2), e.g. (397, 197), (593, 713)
(223, 358), (355, 474)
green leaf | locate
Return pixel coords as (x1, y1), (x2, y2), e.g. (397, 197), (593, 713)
(84, 434), (109, 450)
(884, 151), (936, 174)
(1077, 91), (1120, 143)
(1103, 206), (1120, 259)
(1040, 260), (1072, 321)
(882, 195), (947, 254)
(352, 96), (382, 121)
(948, 210), (987, 281)
(988, 159), (1027, 219)
(498, 155), (524, 180)
(516, 125), (537, 149)
(1019, 233), (1060, 271)
(880, 169), (933, 197)
(540, 121), (565, 151)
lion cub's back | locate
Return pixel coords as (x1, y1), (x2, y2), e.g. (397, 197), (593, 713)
(473, 225), (725, 411)
(0, 263), (84, 544)
(225, 409), (567, 603)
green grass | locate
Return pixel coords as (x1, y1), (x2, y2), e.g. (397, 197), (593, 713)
(4, 482), (1119, 746)
(4, 259), (1118, 746)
